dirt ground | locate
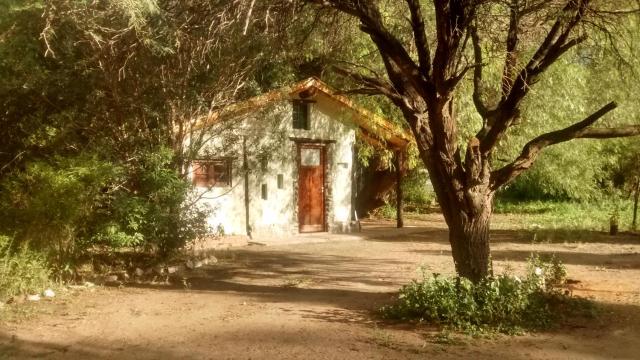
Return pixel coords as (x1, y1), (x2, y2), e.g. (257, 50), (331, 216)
(1, 214), (640, 360)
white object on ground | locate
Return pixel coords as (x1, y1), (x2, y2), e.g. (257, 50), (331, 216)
(42, 289), (55, 298)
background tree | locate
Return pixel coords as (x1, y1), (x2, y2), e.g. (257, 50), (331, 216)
(305, 0), (640, 281)
(0, 0), (294, 269)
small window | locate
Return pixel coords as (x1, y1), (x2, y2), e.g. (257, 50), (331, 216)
(261, 183), (268, 200)
(260, 156), (268, 172)
(292, 100), (310, 130)
(301, 148), (321, 167)
(192, 159), (231, 188)
(277, 174), (284, 189)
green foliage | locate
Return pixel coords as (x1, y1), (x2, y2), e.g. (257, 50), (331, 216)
(371, 166), (434, 218)
(493, 18), (640, 202)
(493, 198), (635, 232)
(382, 255), (592, 334)
(373, 203), (398, 219)
(0, 155), (121, 259)
(112, 148), (210, 256)
(402, 167), (434, 206)
(0, 148), (210, 273)
(0, 236), (51, 302)
(0, 0), (232, 275)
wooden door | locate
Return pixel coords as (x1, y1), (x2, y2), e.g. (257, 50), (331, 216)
(298, 145), (325, 232)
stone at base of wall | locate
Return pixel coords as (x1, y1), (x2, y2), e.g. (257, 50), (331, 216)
(188, 235), (250, 253)
(329, 221), (361, 234)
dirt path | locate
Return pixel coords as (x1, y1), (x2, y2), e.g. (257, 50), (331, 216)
(1, 215), (640, 359)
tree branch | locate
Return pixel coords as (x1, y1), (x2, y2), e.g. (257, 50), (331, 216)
(480, 0), (591, 154)
(307, 0), (434, 98)
(405, 0), (431, 77)
(501, 0), (520, 97)
(489, 101), (640, 189)
(469, 23), (490, 118)
(431, 0), (477, 89)
(332, 65), (404, 102)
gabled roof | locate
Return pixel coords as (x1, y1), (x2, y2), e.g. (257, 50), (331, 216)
(196, 77), (412, 150)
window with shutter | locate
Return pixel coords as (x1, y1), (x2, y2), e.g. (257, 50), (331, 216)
(192, 159), (231, 188)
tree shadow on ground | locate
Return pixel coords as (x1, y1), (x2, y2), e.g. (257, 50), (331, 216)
(363, 226), (640, 246)
(129, 278), (395, 314)
(0, 333), (189, 360)
(4, 299), (637, 360)
(411, 247), (640, 270)
(202, 248), (411, 287)
(119, 247), (412, 314)
(4, 220), (640, 359)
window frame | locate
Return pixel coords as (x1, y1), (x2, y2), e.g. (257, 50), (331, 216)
(192, 158), (232, 188)
(292, 100), (311, 130)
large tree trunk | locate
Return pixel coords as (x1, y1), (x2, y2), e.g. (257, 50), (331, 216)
(447, 205), (492, 281)
(408, 99), (494, 282)
(428, 164), (494, 282)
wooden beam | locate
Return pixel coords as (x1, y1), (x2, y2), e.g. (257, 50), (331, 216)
(395, 150), (404, 228)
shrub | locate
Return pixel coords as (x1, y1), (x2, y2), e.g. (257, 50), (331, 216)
(381, 255), (591, 334)
(402, 168), (433, 206)
(0, 236), (51, 302)
(91, 148), (210, 256)
(0, 147), (210, 275)
(0, 155), (121, 271)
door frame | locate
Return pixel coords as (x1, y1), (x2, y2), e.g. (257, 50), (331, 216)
(296, 142), (327, 233)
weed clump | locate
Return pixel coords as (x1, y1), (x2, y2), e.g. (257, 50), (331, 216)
(0, 236), (51, 302)
(381, 255), (593, 335)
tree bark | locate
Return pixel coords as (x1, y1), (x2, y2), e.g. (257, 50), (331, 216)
(401, 97), (495, 282)
(447, 205), (492, 281)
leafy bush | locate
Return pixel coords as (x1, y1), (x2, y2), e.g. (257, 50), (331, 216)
(382, 255), (591, 334)
(0, 236), (51, 302)
(0, 147), (210, 274)
(0, 155), (121, 269)
(402, 168), (433, 206)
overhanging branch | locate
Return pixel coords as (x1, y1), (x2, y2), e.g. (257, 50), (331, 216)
(332, 66), (404, 103)
(307, 0), (434, 98)
(480, 0), (591, 154)
(489, 101), (640, 189)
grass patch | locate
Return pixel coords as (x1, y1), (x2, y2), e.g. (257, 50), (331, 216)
(0, 236), (52, 303)
(381, 255), (595, 335)
(493, 199), (635, 232)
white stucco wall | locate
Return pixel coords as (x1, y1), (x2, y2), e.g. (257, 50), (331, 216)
(189, 94), (357, 236)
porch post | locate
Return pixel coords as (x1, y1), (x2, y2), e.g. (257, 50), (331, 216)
(395, 150), (404, 228)
(243, 136), (252, 238)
